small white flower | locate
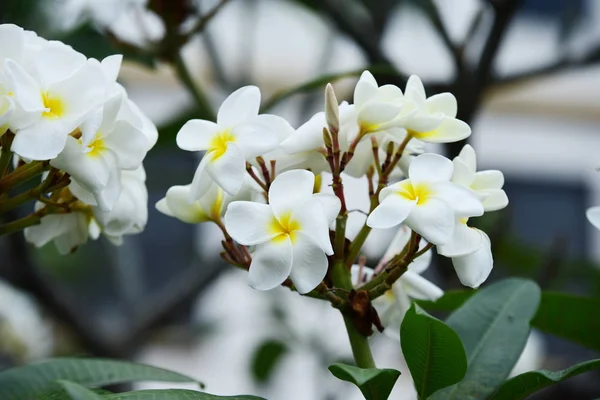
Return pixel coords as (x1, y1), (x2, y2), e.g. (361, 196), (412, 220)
(587, 206), (600, 231)
(450, 230), (494, 288)
(401, 75), (471, 143)
(367, 153), (484, 245)
(157, 182), (224, 224)
(452, 144), (508, 212)
(177, 86), (285, 196)
(224, 170), (340, 294)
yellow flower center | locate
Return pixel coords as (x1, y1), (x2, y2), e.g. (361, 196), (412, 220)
(209, 130), (236, 160)
(269, 211), (301, 243)
(398, 181), (433, 205)
(42, 92), (65, 119)
(81, 134), (106, 158)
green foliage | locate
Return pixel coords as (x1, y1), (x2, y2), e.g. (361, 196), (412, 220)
(400, 304), (467, 400)
(60, 381), (104, 400)
(250, 339), (288, 384)
(490, 359), (600, 400)
(431, 278), (541, 400)
(328, 363), (400, 400)
(0, 358), (202, 400)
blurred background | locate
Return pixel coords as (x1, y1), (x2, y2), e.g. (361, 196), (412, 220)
(1, 0), (600, 398)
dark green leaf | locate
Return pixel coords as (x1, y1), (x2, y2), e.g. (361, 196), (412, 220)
(532, 292), (600, 351)
(250, 339), (288, 383)
(400, 304), (467, 399)
(23, 388), (112, 400)
(104, 389), (265, 399)
(431, 278), (541, 400)
(0, 357), (202, 400)
(415, 290), (473, 312)
(328, 363), (400, 400)
(490, 359), (600, 400)
(59, 381), (103, 400)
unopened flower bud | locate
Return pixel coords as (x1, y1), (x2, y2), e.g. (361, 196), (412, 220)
(324, 83), (339, 133)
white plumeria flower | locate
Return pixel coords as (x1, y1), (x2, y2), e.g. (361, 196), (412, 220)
(50, 92), (149, 211)
(450, 230), (493, 288)
(157, 182), (224, 224)
(224, 170), (340, 294)
(587, 207), (600, 231)
(24, 202), (98, 255)
(452, 144), (509, 212)
(367, 153), (484, 245)
(177, 86), (286, 196)
(401, 75), (471, 143)
(5, 42), (108, 160)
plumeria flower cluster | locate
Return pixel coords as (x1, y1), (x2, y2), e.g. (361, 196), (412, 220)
(158, 70), (508, 338)
(0, 24), (157, 253)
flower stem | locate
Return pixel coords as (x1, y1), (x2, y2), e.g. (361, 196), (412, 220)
(343, 314), (376, 368)
(173, 51), (216, 121)
(0, 161), (49, 194)
(0, 132), (14, 177)
(0, 206), (65, 236)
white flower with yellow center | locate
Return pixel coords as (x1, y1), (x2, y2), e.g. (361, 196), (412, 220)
(452, 144), (509, 212)
(177, 86), (285, 197)
(224, 170), (340, 294)
(367, 153), (484, 245)
(400, 75), (471, 143)
(5, 42), (108, 160)
(156, 182), (224, 225)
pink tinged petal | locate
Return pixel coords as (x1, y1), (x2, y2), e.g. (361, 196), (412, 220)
(294, 200), (334, 254)
(472, 170), (505, 190)
(435, 182), (484, 217)
(451, 158), (475, 187)
(176, 119), (220, 151)
(357, 102), (401, 128)
(405, 197), (454, 245)
(400, 270), (444, 301)
(426, 93), (457, 117)
(189, 153), (214, 201)
(405, 75), (426, 105)
(367, 194), (416, 229)
(4, 59), (44, 113)
(289, 232), (329, 294)
(206, 142), (246, 195)
(437, 221), (484, 257)
(163, 185), (209, 223)
(416, 117), (471, 144)
(311, 193), (341, 226)
(248, 237), (293, 291)
(457, 144), (477, 171)
(353, 71), (379, 109)
(224, 201), (278, 245)
(452, 230), (493, 288)
(280, 112), (326, 154)
(233, 121), (280, 159)
(481, 189), (509, 212)
(104, 120), (149, 169)
(587, 206), (600, 231)
(268, 169), (315, 216)
(217, 85), (260, 127)
(12, 120), (69, 160)
(409, 153), (454, 183)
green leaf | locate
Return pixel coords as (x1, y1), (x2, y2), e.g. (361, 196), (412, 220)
(415, 290), (473, 313)
(532, 292), (600, 351)
(0, 357), (203, 400)
(431, 278), (541, 400)
(104, 389), (265, 399)
(250, 339), (288, 384)
(328, 363), (400, 400)
(400, 304), (467, 399)
(59, 381), (104, 400)
(20, 388), (112, 400)
(490, 359), (600, 400)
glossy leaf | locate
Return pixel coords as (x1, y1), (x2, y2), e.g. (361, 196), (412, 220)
(328, 363), (400, 400)
(400, 304), (467, 399)
(0, 358), (202, 400)
(432, 278), (541, 400)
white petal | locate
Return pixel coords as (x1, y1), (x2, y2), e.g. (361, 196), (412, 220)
(587, 206), (600, 231)
(404, 114), (444, 133)
(93, 159), (121, 211)
(452, 231), (493, 288)
(405, 75), (426, 105)
(311, 193), (341, 226)
(358, 102), (401, 128)
(426, 93), (457, 117)
(400, 270), (444, 301)
(34, 41), (86, 86)
(294, 200), (333, 254)
(217, 85), (260, 127)
(248, 238), (293, 291)
(435, 182), (484, 217)
(206, 142), (246, 195)
(12, 121), (69, 160)
(100, 54), (122, 83)
(409, 242), (432, 274)
(253, 113), (294, 142)
(416, 117), (471, 143)
(233, 120), (280, 159)
(381, 225), (411, 263)
(353, 71), (378, 109)
(457, 144), (477, 171)
(451, 158), (475, 187)
(155, 198), (174, 217)
(437, 221), (484, 257)
(367, 194), (416, 229)
(472, 170), (505, 190)
(350, 264), (375, 286)
(49, 61), (106, 118)
(176, 119), (220, 151)
(481, 189), (509, 212)
(409, 153), (453, 183)
(405, 197), (454, 245)
(69, 180), (97, 206)
(289, 232), (329, 294)
(280, 112), (325, 154)
(224, 201), (278, 245)
(268, 169), (314, 216)
(164, 185), (209, 223)
(189, 153), (214, 201)
(4, 59), (44, 113)
(104, 120), (149, 169)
